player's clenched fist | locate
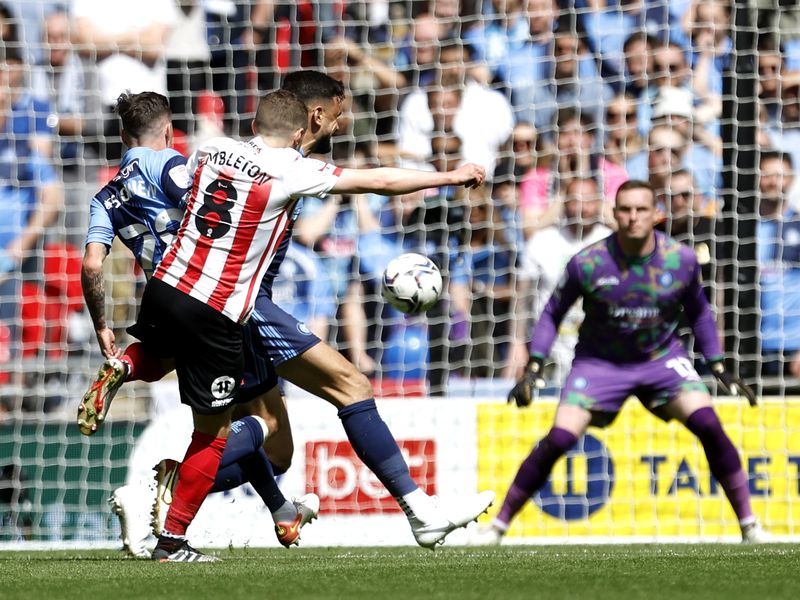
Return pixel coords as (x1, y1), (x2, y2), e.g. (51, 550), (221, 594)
(507, 355), (546, 408)
(452, 163), (486, 189)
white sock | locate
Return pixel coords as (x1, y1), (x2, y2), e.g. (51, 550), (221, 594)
(250, 416), (269, 444)
(739, 515), (757, 528)
(271, 499), (297, 523)
(398, 488), (435, 521)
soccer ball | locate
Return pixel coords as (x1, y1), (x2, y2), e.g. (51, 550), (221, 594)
(381, 253), (443, 314)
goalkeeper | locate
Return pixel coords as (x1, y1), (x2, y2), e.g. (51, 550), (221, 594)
(476, 180), (765, 544)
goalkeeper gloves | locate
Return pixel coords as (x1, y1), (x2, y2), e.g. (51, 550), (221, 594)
(709, 360), (757, 407)
(507, 355), (546, 408)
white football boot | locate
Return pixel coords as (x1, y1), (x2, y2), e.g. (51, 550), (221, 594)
(741, 518), (770, 544)
(109, 482), (157, 558)
(409, 490), (496, 549)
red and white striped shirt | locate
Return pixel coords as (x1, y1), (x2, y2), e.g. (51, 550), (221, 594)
(154, 136), (341, 322)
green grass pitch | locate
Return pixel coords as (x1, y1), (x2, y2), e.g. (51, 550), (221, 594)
(2, 545), (797, 600)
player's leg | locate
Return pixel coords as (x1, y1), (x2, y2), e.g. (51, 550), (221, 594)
(277, 341), (494, 547)
(663, 390), (766, 542)
(473, 404), (589, 544)
(223, 319), (318, 546)
(234, 384), (294, 474)
(77, 341), (174, 435)
(133, 278), (239, 562)
(473, 357), (631, 545)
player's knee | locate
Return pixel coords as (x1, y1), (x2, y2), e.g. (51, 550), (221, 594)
(336, 366), (373, 405)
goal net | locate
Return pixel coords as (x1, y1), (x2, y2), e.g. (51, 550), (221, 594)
(1, 0), (799, 547)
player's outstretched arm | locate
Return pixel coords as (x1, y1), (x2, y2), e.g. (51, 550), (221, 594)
(708, 359), (758, 407)
(81, 242), (119, 358)
(331, 163), (486, 196)
(507, 354), (547, 407)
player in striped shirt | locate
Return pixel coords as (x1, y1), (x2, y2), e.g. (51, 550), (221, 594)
(133, 89), (492, 562)
(79, 92), (318, 557)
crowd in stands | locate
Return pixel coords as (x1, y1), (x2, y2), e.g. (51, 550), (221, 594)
(2, 0), (800, 412)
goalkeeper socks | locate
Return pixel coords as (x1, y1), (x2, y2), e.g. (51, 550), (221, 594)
(338, 399), (418, 498)
(121, 342), (169, 383)
(496, 427), (577, 527)
(163, 431), (226, 537)
(685, 406), (754, 521)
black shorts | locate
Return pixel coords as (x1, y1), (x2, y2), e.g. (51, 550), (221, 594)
(128, 277), (245, 415)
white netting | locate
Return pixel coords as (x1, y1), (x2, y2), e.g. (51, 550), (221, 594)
(1, 0), (799, 545)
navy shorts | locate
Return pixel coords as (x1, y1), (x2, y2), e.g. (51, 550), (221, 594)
(238, 292), (321, 402)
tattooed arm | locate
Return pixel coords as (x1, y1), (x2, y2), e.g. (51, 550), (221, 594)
(81, 242), (119, 358)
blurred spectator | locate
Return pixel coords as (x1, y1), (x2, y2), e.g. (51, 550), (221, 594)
(449, 186), (518, 378)
(0, 45), (55, 161)
(604, 93), (644, 169)
(322, 35), (404, 144)
(622, 31), (658, 99)
(578, 0), (670, 93)
(31, 7), (87, 165)
(513, 176), (611, 382)
(396, 51), (513, 176)
(271, 240), (337, 342)
(500, 0), (558, 115)
(626, 122), (686, 198)
(685, 0), (730, 122)
(0, 2), (17, 45)
(647, 86), (722, 208)
(637, 40), (692, 135)
(765, 71), (800, 178)
(462, 0), (530, 88)
(393, 12), (446, 90)
(295, 144), (384, 302)
(164, 0), (211, 138)
(757, 34), (784, 130)
(510, 121), (539, 178)
(0, 43), (64, 372)
(655, 168), (717, 289)
(756, 150), (800, 378)
(515, 18), (612, 139)
(71, 0), (177, 162)
(519, 106), (627, 237)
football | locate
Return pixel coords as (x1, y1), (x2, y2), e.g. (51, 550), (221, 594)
(381, 253), (443, 314)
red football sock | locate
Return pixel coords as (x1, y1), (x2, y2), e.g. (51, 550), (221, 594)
(163, 431), (227, 537)
(120, 342), (169, 383)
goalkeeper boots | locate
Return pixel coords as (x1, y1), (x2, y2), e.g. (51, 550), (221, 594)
(109, 483), (158, 559)
(275, 493), (321, 548)
(410, 490), (496, 549)
(78, 357), (128, 435)
(466, 523), (504, 546)
(741, 518), (769, 544)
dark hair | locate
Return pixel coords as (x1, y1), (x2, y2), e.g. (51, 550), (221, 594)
(0, 2), (18, 44)
(757, 33), (782, 54)
(616, 179), (656, 205)
(114, 91), (172, 139)
(281, 70), (345, 106)
(254, 89), (308, 137)
(565, 176), (599, 197)
(760, 148), (794, 170)
(555, 105), (595, 130)
(623, 31), (659, 53)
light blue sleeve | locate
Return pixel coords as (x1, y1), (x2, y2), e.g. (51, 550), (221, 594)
(84, 196), (115, 249)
